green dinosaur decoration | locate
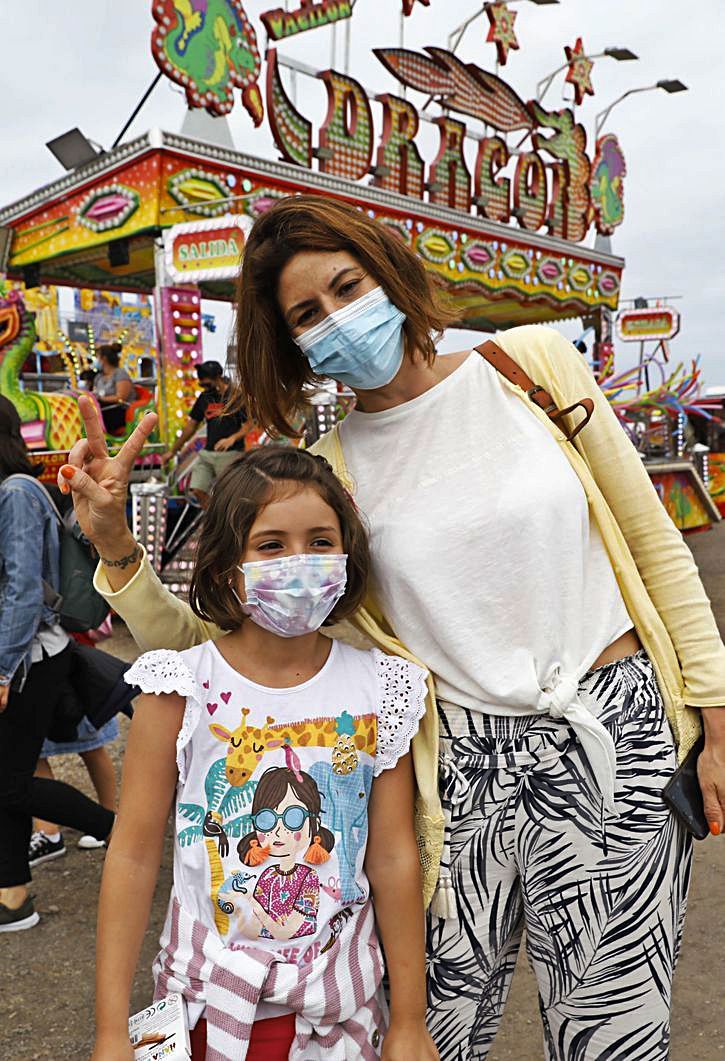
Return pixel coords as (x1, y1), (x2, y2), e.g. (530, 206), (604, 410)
(151, 0), (264, 125)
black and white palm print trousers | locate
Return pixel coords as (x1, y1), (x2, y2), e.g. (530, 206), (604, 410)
(426, 652), (693, 1061)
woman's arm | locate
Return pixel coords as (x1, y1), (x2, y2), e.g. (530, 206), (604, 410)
(502, 326), (725, 709)
(366, 755), (438, 1061)
(93, 691), (184, 1059)
(506, 327), (725, 832)
(59, 396), (216, 651)
(114, 378), (134, 404)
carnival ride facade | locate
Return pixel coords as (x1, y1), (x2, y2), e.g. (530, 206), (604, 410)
(0, 0), (719, 585)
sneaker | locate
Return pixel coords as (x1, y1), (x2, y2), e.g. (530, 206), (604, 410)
(28, 831), (66, 868)
(0, 895), (39, 932)
(77, 835), (106, 850)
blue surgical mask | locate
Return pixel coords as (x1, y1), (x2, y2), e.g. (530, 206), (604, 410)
(294, 286), (406, 390)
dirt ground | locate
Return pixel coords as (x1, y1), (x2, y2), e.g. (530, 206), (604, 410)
(2, 525), (725, 1060)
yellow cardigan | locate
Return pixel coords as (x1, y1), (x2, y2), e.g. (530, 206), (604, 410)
(95, 325), (725, 907)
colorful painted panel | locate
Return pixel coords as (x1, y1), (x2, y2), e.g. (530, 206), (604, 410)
(157, 285), (203, 446)
(649, 470), (714, 531)
(9, 156), (162, 268)
(708, 454), (725, 515)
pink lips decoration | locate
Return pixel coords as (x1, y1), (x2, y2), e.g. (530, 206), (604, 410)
(84, 194), (130, 220)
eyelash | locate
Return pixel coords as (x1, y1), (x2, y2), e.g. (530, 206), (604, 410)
(296, 278), (361, 327)
(257, 538), (334, 551)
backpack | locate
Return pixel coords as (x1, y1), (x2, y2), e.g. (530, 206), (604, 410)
(4, 474), (109, 633)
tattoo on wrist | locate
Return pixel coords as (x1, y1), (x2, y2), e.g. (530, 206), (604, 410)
(99, 544), (143, 569)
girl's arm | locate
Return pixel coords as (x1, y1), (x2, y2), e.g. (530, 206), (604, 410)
(93, 691), (184, 1059)
(365, 754), (438, 1061)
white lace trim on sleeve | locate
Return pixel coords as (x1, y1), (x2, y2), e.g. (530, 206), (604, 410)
(125, 649), (201, 781)
(373, 650), (429, 777)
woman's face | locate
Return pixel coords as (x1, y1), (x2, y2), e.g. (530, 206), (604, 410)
(276, 250), (378, 340)
(256, 785), (312, 862)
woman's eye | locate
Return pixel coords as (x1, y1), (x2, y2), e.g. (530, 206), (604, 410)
(296, 307), (317, 328)
(338, 279), (360, 298)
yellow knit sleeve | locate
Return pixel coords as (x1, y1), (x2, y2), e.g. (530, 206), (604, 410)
(94, 549), (218, 652)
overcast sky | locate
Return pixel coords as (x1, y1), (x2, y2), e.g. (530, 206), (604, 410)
(1, 0), (723, 384)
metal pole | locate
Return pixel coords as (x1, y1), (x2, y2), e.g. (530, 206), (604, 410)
(111, 71), (163, 149)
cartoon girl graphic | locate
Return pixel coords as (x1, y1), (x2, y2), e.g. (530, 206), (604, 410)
(236, 758), (335, 942)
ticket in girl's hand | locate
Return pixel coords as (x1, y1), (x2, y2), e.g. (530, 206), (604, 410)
(128, 993), (191, 1060)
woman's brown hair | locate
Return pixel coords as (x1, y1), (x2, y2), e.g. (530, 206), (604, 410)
(234, 195), (456, 436)
(188, 445), (369, 631)
(97, 342), (122, 367)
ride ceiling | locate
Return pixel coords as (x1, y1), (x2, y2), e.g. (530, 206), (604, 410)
(0, 131), (624, 331)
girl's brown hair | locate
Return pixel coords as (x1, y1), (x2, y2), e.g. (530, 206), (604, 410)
(237, 766), (335, 865)
(188, 446), (369, 631)
(234, 195), (456, 436)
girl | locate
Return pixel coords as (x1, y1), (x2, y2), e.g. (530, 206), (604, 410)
(91, 447), (437, 1061)
(65, 195), (725, 1061)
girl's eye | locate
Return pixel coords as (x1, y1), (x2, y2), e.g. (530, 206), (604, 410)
(311, 537), (334, 548)
(258, 540), (283, 551)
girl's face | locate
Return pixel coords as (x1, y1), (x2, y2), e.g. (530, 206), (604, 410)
(257, 785), (312, 861)
(235, 483), (343, 600)
(277, 250), (378, 340)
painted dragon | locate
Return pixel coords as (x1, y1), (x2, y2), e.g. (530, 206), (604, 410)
(0, 291), (83, 451)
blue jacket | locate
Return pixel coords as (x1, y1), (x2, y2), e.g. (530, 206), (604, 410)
(0, 474), (61, 683)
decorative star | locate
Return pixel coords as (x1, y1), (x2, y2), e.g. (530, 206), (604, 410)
(564, 37), (595, 106)
(402, 0), (430, 14)
(485, 2), (519, 66)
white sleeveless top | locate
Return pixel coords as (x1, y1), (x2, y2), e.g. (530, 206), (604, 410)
(125, 639), (427, 1024)
(339, 351), (633, 810)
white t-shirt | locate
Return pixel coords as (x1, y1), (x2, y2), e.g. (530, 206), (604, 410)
(126, 639), (427, 1025)
(339, 349), (633, 719)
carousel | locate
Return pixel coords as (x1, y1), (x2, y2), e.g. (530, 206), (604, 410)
(0, 0), (718, 589)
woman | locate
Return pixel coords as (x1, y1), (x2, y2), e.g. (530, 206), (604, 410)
(0, 397), (114, 932)
(93, 342), (137, 434)
(59, 197), (725, 1060)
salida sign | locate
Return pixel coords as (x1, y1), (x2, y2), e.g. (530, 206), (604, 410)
(163, 215), (253, 283)
(265, 45), (623, 244)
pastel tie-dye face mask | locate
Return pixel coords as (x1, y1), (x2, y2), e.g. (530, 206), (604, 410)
(235, 553), (348, 638)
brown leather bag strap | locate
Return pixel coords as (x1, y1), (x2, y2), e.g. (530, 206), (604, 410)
(475, 339), (594, 443)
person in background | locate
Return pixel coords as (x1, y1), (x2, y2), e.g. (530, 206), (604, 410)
(29, 714), (119, 865)
(93, 342), (137, 434)
(0, 397), (114, 932)
(160, 359), (249, 508)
